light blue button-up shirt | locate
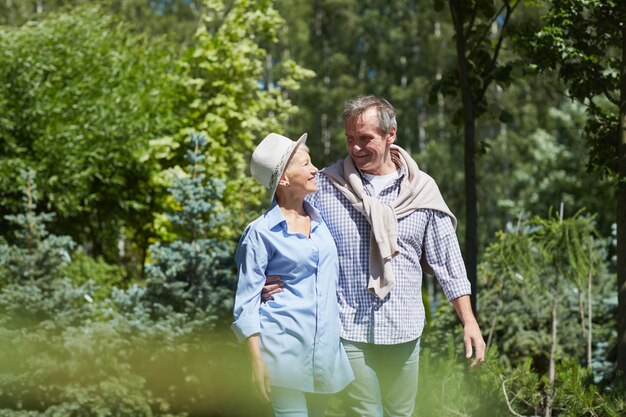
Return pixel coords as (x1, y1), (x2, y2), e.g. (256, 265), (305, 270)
(232, 200), (354, 393)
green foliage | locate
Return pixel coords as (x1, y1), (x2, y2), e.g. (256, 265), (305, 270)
(433, 0), (524, 125)
(0, 171), (75, 286)
(0, 173), (118, 414)
(0, 0), (204, 46)
(0, 142), (251, 417)
(0, 7), (182, 268)
(0, 322), (176, 417)
(500, 358), (545, 415)
(59, 250), (126, 302)
(275, 0), (461, 165)
(478, 210), (613, 371)
(414, 338), (510, 417)
(554, 359), (625, 417)
(0, 171), (89, 332)
(417, 321), (626, 417)
(417, 207), (621, 415)
(143, 133), (235, 330)
(533, 209), (596, 280)
(481, 97), (615, 239)
(175, 0), (314, 237)
(497, 358), (626, 417)
(1, 1), (624, 416)
(523, 0), (625, 174)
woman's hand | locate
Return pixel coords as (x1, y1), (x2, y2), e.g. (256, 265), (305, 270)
(251, 355), (271, 402)
(247, 334), (271, 402)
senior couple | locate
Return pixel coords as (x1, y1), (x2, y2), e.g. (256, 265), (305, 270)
(231, 95), (486, 417)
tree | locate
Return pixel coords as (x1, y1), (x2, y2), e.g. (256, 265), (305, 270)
(0, 140), (256, 417)
(437, 0), (522, 312)
(0, 0), (204, 45)
(478, 210), (611, 416)
(175, 0), (314, 236)
(275, 0), (460, 167)
(143, 133), (235, 330)
(533, 209), (597, 417)
(0, 7), (182, 274)
(522, 0), (626, 382)
(0, 170), (74, 286)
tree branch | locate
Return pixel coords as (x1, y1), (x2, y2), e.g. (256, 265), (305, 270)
(501, 377), (540, 417)
(476, 0), (522, 102)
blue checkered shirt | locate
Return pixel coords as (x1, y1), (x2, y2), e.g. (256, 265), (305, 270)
(307, 166), (471, 345)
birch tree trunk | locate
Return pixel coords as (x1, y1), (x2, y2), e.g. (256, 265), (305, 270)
(617, 20), (626, 383)
(578, 245), (593, 368)
(545, 281), (558, 417)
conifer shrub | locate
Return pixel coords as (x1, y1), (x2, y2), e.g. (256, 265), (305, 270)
(0, 158), (251, 416)
(411, 211), (624, 417)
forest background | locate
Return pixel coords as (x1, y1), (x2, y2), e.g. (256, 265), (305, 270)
(1, 0), (625, 416)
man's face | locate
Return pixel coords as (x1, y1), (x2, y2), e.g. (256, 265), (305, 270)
(344, 107), (396, 175)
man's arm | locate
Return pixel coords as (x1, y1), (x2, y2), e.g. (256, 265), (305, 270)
(421, 211), (485, 367)
(451, 295), (486, 368)
(261, 276), (283, 301)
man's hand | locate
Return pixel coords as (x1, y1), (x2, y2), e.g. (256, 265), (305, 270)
(261, 276), (284, 302)
(451, 295), (486, 368)
(463, 320), (486, 368)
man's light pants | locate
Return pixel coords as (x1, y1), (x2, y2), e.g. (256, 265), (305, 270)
(341, 338), (420, 417)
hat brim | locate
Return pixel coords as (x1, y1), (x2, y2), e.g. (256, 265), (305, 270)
(269, 132), (308, 200)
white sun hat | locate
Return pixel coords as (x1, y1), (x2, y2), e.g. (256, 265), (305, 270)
(250, 132), (308, 200)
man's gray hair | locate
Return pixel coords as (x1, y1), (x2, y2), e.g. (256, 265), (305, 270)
(342, 95), (397, 134)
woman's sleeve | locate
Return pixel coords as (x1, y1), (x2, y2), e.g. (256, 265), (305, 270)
(231, 226), (269, 341)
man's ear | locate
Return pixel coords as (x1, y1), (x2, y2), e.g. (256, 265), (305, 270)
(387, 127), (397, 144)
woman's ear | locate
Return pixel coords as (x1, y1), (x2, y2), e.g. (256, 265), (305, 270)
(278, 175), (290, 187)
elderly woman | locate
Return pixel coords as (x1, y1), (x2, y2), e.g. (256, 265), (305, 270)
(232, 133), (353, 417)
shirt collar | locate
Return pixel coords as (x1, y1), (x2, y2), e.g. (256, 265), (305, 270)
(266, 199), (285, 230)
(266, 198), (322, 232)
(305, 200), (322, 231)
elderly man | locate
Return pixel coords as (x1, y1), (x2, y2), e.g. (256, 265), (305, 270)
(266, 95), (485, 417)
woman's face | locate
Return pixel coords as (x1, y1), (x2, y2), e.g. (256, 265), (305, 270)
(283, 148), (318, 196)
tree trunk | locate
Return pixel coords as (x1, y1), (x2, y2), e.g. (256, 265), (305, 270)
(587, 260), (593, 369)
(545, 281), (558, 417)
(449, 0), (478, 313)
(617, 20), (626, 383)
